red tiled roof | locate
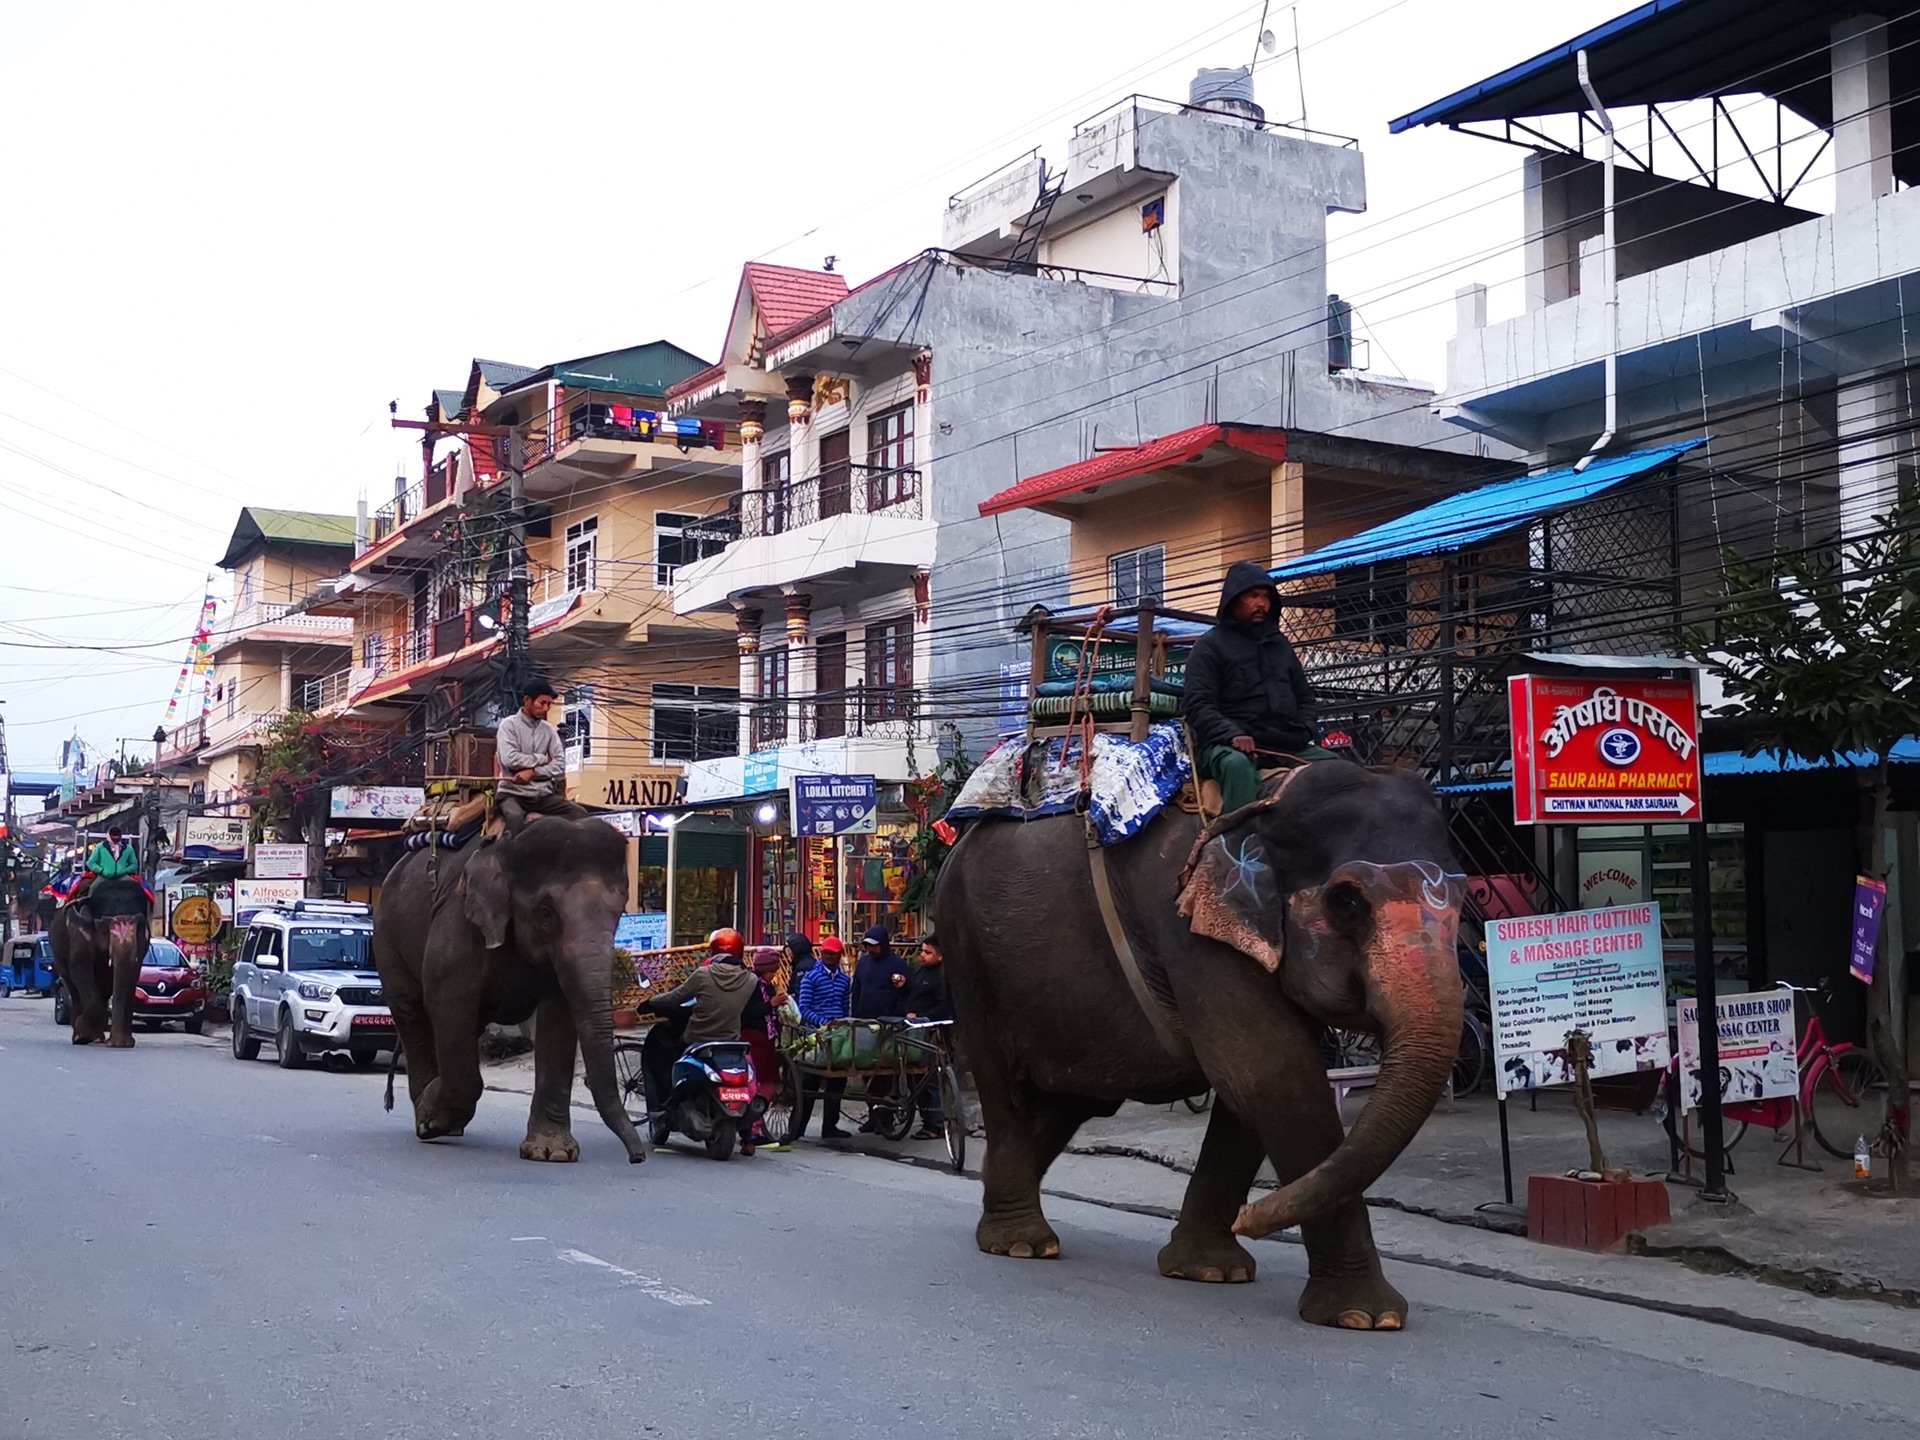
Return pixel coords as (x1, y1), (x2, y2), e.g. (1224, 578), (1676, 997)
(977, 425), (1290, 516)
(742, 263), (849, 337)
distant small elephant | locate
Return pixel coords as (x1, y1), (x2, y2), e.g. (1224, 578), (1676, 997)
(48, 878), (149, 1048)
(374, 816), (647, 1164)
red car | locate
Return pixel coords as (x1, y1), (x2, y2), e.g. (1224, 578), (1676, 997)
(134, 938), (210, 1034)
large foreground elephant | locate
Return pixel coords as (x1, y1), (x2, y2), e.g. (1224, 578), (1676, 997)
(48, 878), (150, 1048)
(935, 761), (1464, 1329)
(374, 816), (647, 1164)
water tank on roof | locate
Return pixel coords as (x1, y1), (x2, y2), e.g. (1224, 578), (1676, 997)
(1189, 67), (1265, 124)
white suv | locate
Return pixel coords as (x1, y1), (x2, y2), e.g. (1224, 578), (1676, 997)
(229, 901), (395, 1069)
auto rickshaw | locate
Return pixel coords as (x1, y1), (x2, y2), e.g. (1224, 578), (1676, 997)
(1, 933), (58, 997)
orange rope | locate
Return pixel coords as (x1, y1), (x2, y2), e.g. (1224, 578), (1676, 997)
(1063, 606), (1111, 800)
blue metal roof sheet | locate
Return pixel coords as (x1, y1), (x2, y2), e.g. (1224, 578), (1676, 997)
(1268, 439), (1706, 580)
(1434, 738), (1920, 792)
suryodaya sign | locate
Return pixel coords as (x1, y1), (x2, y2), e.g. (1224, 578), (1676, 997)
(1509, 673), (1703, 825)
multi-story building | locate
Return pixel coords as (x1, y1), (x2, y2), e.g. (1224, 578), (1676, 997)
(1391, 6), (1920, 1040)
(311, 342), (750, 939)
(155, 508), (356, 820)
(663, 68), (1484, 941)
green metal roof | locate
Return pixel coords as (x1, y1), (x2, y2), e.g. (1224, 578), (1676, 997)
(219, 507), (357, 568)
(502, 341), (714, 401)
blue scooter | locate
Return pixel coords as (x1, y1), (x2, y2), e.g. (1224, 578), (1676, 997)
(639, 999), (766, 1160)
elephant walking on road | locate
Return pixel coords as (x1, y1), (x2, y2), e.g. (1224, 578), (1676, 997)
(934, 761), (1464, 1330)
(374, 816), (648, 1164)
(48, 878), (150, 1048)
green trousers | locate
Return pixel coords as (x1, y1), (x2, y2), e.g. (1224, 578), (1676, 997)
(1199, 746), (1263, 813)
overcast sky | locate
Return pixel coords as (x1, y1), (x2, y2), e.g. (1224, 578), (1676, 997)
(0, 0), (1647, 769)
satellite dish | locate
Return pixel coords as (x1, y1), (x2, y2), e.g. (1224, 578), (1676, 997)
(1259, 28), (1277, 54)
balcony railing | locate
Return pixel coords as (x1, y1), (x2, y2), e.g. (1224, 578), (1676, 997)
(301, 669), (354, 712)
(156, 716), (207, 766)
(738, 465), (921, 539)
(747, 683), (924, 749)
(519, 399), (727, 471)
(220, 602), (352, 638)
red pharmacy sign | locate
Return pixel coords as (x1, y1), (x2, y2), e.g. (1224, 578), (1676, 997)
(1509, 673), (1703, 825)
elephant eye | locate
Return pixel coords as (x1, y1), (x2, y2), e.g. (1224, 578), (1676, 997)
(1324, 882), (1370, 928)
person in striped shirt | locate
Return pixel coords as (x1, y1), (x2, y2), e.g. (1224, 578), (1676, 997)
(793, 933), (850, 1138)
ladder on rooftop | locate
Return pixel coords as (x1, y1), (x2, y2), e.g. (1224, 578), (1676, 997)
(1006, 164), (1065, 275)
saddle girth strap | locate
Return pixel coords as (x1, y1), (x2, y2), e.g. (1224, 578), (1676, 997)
(1085, 823), (1196, 1070)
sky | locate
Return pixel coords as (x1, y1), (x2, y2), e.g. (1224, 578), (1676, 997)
(0, 0), (1665, 769)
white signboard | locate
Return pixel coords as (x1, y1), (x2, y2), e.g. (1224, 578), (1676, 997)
(182, 816), (248, 863)
(330, 786), (424, 820)
(1487, 902), (1671, 1096)
(1676, 986), (1799, 1113)
(252, 843), (309, 879)
(234, 878), (305, 925)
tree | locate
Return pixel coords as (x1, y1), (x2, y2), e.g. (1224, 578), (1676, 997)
(1690, 493), (1920, 1191)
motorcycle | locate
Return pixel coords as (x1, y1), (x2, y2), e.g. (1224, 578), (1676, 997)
(640, 1000), (767, 1160)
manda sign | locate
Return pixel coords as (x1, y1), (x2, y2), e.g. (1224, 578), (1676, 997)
(1508, 673), (1703, 825)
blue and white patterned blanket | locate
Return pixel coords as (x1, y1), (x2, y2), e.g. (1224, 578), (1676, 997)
(946, 722), (1191, 845)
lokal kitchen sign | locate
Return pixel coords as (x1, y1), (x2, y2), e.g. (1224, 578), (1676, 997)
(1508, 673), (1702, 825)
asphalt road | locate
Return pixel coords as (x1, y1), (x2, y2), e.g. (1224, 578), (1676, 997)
(4, 998), (1917, 1439)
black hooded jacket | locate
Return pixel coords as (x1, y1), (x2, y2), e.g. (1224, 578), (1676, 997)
(1179, 559), (1316, 754)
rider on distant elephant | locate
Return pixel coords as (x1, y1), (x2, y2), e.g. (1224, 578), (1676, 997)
(1179, 559), (1319, 813)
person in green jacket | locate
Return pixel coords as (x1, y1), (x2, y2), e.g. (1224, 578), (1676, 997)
(85, 826), (140, 881)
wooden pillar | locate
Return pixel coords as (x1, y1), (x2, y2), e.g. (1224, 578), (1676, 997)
(1269, 460), (1305, 566)
(1130, 600), (1154, 742)
(624, 834), (639, 912)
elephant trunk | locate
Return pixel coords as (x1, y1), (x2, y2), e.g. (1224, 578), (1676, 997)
(1236, 874), (1463, 1239)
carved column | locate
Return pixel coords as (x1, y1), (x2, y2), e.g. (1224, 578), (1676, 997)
(739, 398), (766, 494)
(786, 375), (817, 501)
(784, 589), (813, 742)
(911, 349), (933, 517)
(735, 606), (762, 756)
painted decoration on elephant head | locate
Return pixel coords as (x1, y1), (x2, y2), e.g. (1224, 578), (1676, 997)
(1176, 831), (1285, 971)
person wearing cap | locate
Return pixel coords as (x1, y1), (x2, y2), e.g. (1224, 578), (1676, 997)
(849, 925), (909, 1021)
(793, 933), (851, 1139)
(743, 947), (788, 1150)
(495, 676), (588, 820)
(1180, 559), (1319, 813)
(84, 825), (141, 882)
(638, 928), (767, 1144)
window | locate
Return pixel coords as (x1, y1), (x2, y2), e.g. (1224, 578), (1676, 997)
(362, 631), (385, 671)
(557, 686), (593, 767)
(862, 617), (913, 722)
(650, 684), (741, 761)
(565, 516), (598, 593)
(1110, 545), (1165, 608)
(1331, 560), (1409, 648)
(815, 631), (847, 740)
(754, 648), (789, 747)
(227, 677), (238, 721)
(866, 405), (914, 510)
(655, 510), (729, 585)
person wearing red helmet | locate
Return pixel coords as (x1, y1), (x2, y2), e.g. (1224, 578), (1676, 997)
(637, 927), (768, 1141)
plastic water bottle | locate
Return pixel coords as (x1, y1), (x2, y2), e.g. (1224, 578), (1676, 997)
(1854, 1135), (1872, 1181)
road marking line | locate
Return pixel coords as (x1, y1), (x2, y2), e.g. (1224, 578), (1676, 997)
(510, 1236), (548, 1243)
(555, 1247), (709, 1306)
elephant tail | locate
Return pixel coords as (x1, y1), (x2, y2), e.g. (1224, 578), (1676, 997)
(385, 1036), (404, 1113)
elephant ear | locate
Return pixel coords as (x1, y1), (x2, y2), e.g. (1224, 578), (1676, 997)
(461, 841), (513, 950)
(1175, 828), (1286, 972)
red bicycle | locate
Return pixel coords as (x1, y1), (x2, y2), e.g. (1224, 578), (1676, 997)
(1656, 981), (1886, 1162)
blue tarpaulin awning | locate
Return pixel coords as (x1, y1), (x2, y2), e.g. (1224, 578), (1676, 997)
(1267, 439), (1706, 581)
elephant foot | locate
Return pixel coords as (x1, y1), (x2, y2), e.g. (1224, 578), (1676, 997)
(1158, 1226), (1257, 1284)
(520, 1128), (580, 1163)
(71, 1028), (101, 1046)
(1298, 1268), (1408, 1331)
(106, 1033), (136, 1050)
(977, 1212), (1061, 1260)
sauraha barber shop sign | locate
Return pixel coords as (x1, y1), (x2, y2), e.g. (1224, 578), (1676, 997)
(1508, 674), (1702, 825)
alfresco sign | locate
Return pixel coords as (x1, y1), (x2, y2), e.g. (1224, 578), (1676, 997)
(1509, 673), (1703, 825)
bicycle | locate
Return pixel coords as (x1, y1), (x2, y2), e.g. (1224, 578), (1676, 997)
(1655, 980), (1886, 1163)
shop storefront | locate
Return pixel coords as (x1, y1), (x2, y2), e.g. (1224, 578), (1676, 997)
(740, 791), (922, 947)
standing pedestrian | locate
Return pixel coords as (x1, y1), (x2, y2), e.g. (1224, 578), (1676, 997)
(902, 932), (952, 1141)
(793, 933), (850, 1139)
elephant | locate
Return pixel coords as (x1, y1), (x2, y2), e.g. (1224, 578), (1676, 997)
(934, 760), (1464, 1330)
(48, 878), (151, 1048)
(373, 815), (648, 1164)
